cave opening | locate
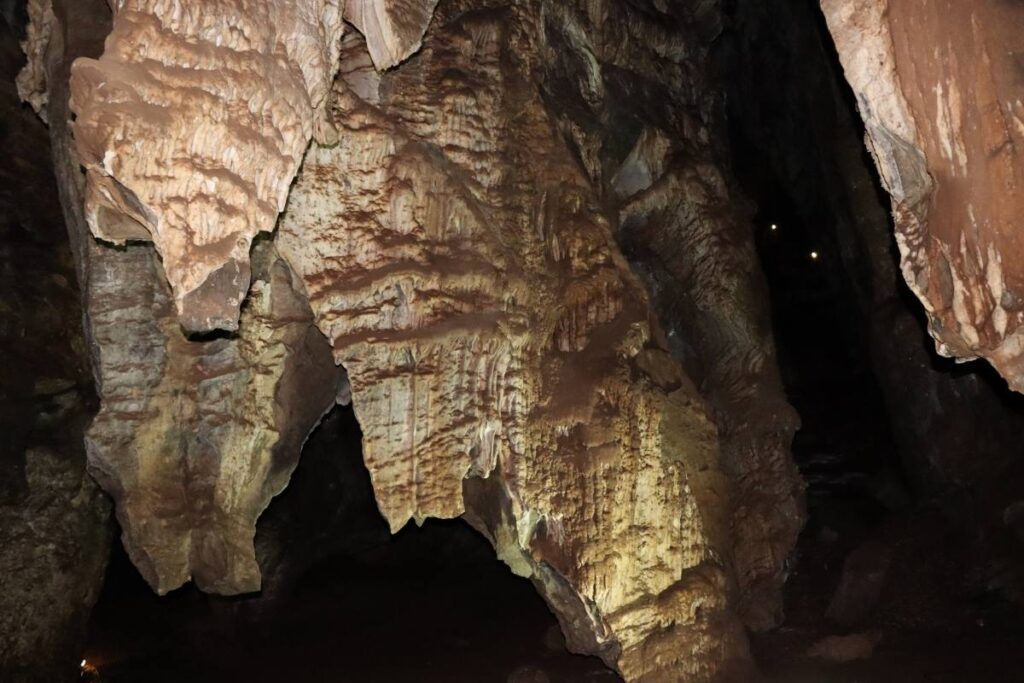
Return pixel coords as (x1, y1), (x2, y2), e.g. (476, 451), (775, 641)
(83, 406), (619, 682)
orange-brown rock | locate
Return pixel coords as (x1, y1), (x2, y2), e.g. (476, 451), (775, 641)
(278, 13), (752, 680)
(821, 0), (1024, 390)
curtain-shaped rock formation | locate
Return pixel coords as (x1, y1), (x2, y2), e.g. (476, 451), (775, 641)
(25, 0), (810, 679)
(278, 16), (750, 678)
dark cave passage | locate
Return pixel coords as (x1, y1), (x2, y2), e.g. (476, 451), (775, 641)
(83, 407), (619, 683)
(719, 0), (1024, 680)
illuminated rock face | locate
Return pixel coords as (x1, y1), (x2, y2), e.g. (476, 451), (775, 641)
(40, 0), (344, 597)
(821, 0), (1024, 391)
(277, 16), (752, 678)
(68, 0), (347, 332)
(35, 0), (804, 678)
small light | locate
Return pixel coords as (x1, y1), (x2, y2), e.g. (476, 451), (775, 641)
(770, 223), (778, 231)
(810, 251), (819, 260)
(81, 660), (87, 669)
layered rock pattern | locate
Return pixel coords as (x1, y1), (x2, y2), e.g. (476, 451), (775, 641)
(85, 242), (343, 595)
(34, 0), (344, 597)
(821, 0), (1024, 390)
(278, 16), (750, 679)
(68, 0), (347, 331)
(27, 0), (808, 679)
(529, 1), (804, 630)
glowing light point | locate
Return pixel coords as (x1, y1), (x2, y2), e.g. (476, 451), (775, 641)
(770, 223), (778, 231)
(810, 251), (819, 260)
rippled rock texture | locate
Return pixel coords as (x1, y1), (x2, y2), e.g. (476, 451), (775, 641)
(821, 0), (1024, 391)
(27, 0), (806, 679)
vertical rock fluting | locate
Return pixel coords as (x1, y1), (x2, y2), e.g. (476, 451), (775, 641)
(36, 0), (345, 597)
(32, 0), (804, 678)
(531, 1), (804, 630)
(277, 6), (760, 679)
(820, 0), (1024, 391)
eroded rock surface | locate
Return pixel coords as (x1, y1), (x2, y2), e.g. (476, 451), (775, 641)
(37, 0), (344, 597)
(537, 2), (804, 630)
(34, 0), (806, 678)
(277, 11), (754, 679)
(0, 14), (110, 680)
(821, 0), (1024, 391)
(67, 0), (346, 332)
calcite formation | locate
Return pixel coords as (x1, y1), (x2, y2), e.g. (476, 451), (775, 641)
(821, 0), (1024, 391)
(277, 18), (750, 678)
(536, 2), (804, 630)
(26, 0), (808, 679)
(36, 0), (344, 597)
(67, 0), (347, 332)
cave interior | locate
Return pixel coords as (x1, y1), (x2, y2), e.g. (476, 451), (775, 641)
(1, 0), (1023, 682)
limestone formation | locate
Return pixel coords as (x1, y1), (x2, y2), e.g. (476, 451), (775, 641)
(67, 0), (346, 332)
(37, 0), (345, 597)
(14, 0), (51, 120)
(821, 0), (1024, 391)
(30, 0), (808, 678)
(1, 13), (111, 677)
(277, 11), (753, 679)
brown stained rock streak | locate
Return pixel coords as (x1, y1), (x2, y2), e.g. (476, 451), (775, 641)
(279, 13), (749, 681)
(821, 0), (1024, 390)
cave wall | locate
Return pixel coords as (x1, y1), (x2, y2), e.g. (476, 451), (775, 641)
(819, 0), (1024, 392)
(724, 0), (1024, 601)
(0, 9), (110, 681)
(20, 0), (807, 680)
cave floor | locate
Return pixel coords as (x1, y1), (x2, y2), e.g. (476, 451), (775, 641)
(751, 503), (1024, 683)
(84, 529), (619, 683)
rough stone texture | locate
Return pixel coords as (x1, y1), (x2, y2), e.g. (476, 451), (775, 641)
(0, 14), (111, 681)
(37, 0), (806, 678)
(39, 0), (345, 597)
(821, 0), (1024, 391)
(68, 0), (347, 332)
(277, 9), (757, 679)
(345, 0), (438, 70)
(543, 1), (804, 631)
(84, 242), (344, 595)
(14, 0), (50, 119)
(729, 0), (1024, 602)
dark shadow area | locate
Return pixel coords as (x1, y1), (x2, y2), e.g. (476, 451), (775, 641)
(84, 407), (618, 683)
(718, 0), (1024, 680)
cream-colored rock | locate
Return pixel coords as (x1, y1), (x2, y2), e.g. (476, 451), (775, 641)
(822, 0), (1024, 390)
(69, 0), (347, 332)
(345, 0), (439, 70)
(278, 17), (748, 680)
